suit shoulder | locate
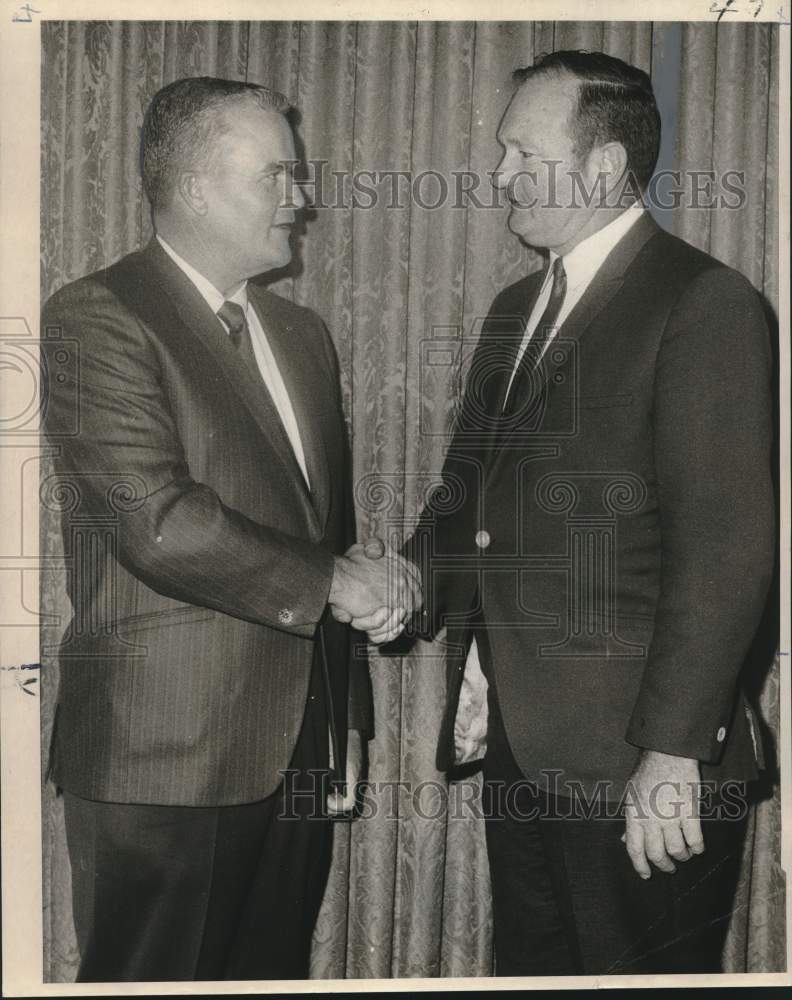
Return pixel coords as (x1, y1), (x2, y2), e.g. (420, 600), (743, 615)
(643, 231), (770, 365)
(637, 226), (759, 301)
(41, 251), (162, 374)
(42, 272), (103, 319)
(42, 250), (145, 322)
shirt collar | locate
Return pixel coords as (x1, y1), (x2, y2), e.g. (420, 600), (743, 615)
(557, 201), (645, 291)
(157, 235), (248, 314)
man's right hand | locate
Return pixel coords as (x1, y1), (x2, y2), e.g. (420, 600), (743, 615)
(329, 539), (422, 643)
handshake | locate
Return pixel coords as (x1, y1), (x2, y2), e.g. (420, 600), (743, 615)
(329, 539), (424, 644)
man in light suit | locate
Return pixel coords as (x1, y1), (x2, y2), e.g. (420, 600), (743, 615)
(361, 51), (774, 974)
(42, 76), (419, 982)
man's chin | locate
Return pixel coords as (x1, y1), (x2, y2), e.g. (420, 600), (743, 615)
(256, 250), (292, 275)
(507, 213), (539, 247)
(267, 233), (294, 269)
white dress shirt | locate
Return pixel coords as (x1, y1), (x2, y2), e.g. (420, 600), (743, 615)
(457, 203), (645, 763)
(157, 235), (310, 487)
(503, 201), (645, 407)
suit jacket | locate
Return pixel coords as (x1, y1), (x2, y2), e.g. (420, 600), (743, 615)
(410, 213), (774, 800)
(42, 238), (371, 807)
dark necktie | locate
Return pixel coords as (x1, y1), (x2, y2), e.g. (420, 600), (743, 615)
(501, 255), (567, 418)
(217, 299), (257, 368)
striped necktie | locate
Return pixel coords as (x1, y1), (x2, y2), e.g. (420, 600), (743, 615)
(217, 299), (257, 369)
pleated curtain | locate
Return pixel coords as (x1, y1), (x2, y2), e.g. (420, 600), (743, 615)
(40, 20), (783, 980)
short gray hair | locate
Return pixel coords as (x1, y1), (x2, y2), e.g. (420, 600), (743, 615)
(141, 76), (290, 211)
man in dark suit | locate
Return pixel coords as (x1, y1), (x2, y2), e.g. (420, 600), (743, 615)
(360, 51), (774, 974)
(42, 76), (419, 982)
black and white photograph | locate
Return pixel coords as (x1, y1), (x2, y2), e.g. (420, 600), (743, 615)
(0, 3), (789, 993)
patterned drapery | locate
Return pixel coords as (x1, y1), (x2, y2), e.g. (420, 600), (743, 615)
(40, 20), (784, 981)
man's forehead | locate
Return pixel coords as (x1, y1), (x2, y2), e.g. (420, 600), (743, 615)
(219, 103), (294, 157)
(499, 73), (578, 140)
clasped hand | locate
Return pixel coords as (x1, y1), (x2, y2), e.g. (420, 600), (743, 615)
(329, 538), (423, 644)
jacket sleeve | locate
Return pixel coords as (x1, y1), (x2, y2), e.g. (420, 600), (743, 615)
(625, 267), (775, 761)
(42, 278), (335, 638)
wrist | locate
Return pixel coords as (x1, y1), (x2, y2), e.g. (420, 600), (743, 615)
(329, 555), (351, 605)
(634, 750), (701, 784)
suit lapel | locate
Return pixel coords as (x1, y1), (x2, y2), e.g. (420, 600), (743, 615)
(472, 268), (547, 465)
(141, 240), (321, 533)
(248, 285), (332, 529)
(487, 213), (659, 477)
(535, 212), (659, 396)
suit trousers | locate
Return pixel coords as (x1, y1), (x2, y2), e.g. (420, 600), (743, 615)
(62, 656), (333, 983)
(482, 686), (749, 976)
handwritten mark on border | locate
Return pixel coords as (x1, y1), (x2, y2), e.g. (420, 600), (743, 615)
(11, 3), (40, 21)
(1, 663), (40, 695)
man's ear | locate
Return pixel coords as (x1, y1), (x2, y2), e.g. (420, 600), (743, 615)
(177, 172), (209, 216)
(597, 141), (629, 196)
(583, 141), (628, 204)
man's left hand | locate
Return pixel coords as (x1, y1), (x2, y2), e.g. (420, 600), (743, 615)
(327, 729), (363, 816)
(623, 749), (705, 878)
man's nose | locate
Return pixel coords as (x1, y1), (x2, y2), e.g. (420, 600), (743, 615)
(284, 175), (305, 210)
(491, 153), (511, 190)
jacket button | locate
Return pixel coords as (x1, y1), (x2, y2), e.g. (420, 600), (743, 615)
(278, 608), (294, 624)
(475, 530), (491, 549)
(716, 726), (726, 742)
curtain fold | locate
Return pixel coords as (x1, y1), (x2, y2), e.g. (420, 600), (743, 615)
(40, 20), (784, 982)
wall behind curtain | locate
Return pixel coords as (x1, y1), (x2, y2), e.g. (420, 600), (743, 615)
(40, 20), (784, 981)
